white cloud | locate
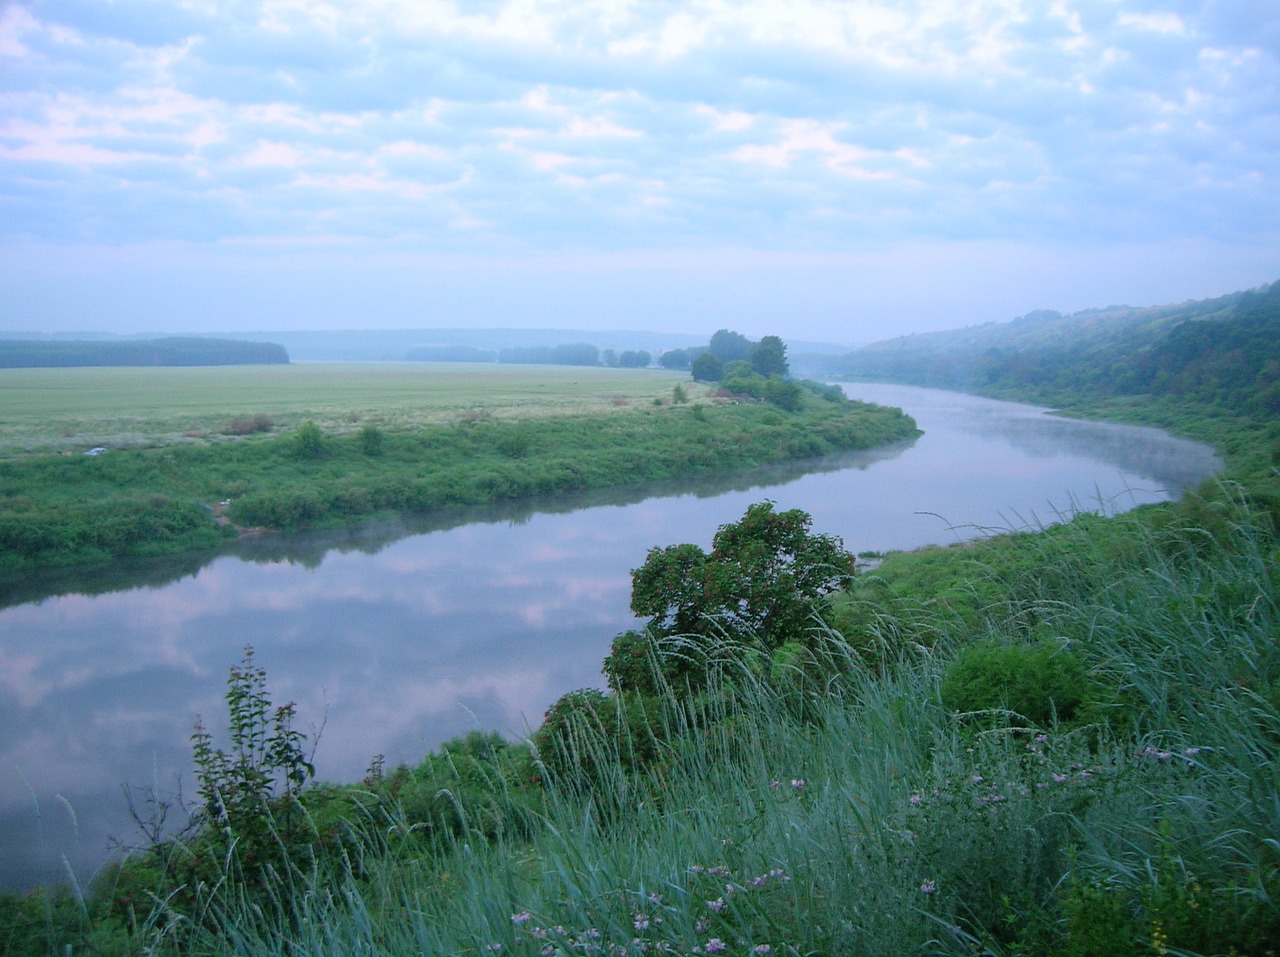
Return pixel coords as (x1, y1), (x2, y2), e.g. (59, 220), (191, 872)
(731, 119), (927, 179)
(1118, 12), (1189, 36)
(242, 140), (304, 166)
(0, 4), (39, 57)
(0, 0), (1277, 333)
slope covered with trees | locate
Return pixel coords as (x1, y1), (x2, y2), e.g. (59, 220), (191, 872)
(821, 280), (1279, 417)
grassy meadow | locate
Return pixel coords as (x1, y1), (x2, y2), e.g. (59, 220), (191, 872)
(0, 364), (694, 453)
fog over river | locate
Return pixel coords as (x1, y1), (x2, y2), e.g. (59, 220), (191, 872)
(0, 383), (1223, 890)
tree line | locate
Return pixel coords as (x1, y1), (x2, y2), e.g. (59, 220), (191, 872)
(831, 280), (1280, 419)
(0, 337), (290, 368)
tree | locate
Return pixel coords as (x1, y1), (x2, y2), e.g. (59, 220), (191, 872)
(691, 351), (724, 382)
(627, 502), (855, 651)
(618, 349), (651, 368)
(709, 329), (753, 363)
(659, 348), (691, 370)
(752, 335), (789, 376)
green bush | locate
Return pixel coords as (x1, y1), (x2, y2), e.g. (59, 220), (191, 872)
(291, 420), (325, 457)
(940, 638), (1093, 726)
(357, 422), (384, 456)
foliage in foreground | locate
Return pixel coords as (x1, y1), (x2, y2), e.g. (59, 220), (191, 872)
(6, 481), (1279, 957)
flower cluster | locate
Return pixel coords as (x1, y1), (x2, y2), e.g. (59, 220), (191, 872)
(497, 863), (795, 956)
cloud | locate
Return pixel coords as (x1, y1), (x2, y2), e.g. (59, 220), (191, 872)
(0, 0), (1277, 335)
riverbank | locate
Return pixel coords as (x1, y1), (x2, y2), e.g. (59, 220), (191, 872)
(0, 373), (919, 585)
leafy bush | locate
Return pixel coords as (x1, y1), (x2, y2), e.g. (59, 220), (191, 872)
(189, 646), (316, 887)
(357, 422), (384, 455)
(291, 420), (325, 457)
(224, 412), (274, 435)
(940, 638), (1093, 726)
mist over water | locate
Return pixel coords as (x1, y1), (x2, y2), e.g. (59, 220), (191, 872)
(0, 384), (1222, 891)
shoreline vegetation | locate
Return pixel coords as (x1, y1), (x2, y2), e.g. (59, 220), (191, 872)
(0, 363), (919, 588)
(5, 338), (1280, 953)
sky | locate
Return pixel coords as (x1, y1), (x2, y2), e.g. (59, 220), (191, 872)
(1, 0), (1278, 344)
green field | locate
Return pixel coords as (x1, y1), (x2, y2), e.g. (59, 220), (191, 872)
(0, 364), (921, 580)
(0, 363), (695, 453)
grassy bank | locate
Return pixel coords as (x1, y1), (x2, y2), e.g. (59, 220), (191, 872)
(0, 367), (920, 581)
(4, 378), (1277, 955)
(5, 478), (1276, 956)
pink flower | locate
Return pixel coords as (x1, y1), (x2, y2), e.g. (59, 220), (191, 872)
(791, 778), (806, 790)
(707, 897), (726, 912)
(920, 879), (937, 894)
(706, 939), (726, 953)
(909, 793), (923, 805)
(512, 912), (532, 925)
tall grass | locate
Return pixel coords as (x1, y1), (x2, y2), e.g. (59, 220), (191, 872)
(9, 488), (1277, 956)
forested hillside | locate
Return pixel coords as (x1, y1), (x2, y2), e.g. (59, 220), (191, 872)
(0, 337), (289, 368)
(821, 280), (1279, 416)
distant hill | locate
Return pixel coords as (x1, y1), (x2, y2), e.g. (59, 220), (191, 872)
(0, 337), (289, 368)
(808, 280), (1280, 419)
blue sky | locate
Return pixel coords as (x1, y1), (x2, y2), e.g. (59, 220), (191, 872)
(2, 0), (1278, 343)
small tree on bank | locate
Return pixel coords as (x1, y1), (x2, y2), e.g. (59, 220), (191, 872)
(604, 501), (855, 695)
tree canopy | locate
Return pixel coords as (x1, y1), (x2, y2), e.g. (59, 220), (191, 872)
(628, 501), (855, 651)
(752, 335), (788, 376)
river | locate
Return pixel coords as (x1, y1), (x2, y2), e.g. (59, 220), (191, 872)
(0, 384), (1222, 891)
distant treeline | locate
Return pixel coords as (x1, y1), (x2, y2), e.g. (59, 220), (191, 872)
(0, 337), (290, 368)
(403, 342), (655, 367)
(830, 280), (1280, 419)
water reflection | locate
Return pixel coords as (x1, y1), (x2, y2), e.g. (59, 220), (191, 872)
(0, 436), (916, 611)
(0, 384), (1222, 891)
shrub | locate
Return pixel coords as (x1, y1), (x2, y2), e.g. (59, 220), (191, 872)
(941, 638), (1093, 726)
(189, 646), (316, 890)
(292, 420), (325, 457)
(224, 413), (274, 435)
(357, 422), (384, 456)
